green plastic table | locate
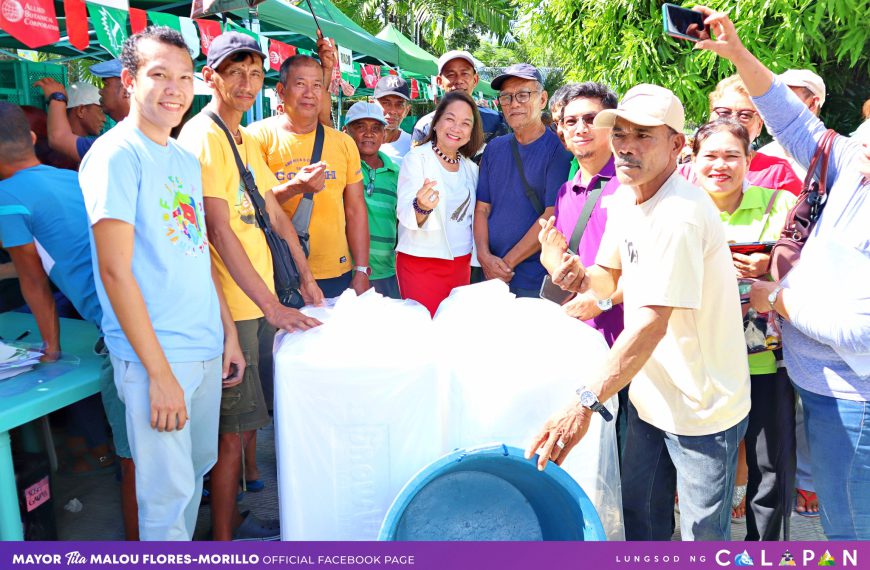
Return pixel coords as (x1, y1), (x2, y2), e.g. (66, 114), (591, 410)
(0, 313), (102, 541)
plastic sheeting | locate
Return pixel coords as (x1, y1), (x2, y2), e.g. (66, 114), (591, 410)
(274, 283), (624, 541)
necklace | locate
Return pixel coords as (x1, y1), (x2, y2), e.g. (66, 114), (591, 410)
(432, 142), (460, 164)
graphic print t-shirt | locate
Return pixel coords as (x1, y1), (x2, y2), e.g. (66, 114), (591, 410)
(79, 120), (222, 363)
(178, 113), (278, 321)
(248, 116), (363, 280)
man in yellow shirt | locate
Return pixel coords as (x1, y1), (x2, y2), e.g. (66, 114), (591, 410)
(249, 55), (370, 297)
(177, 32), (322, 541)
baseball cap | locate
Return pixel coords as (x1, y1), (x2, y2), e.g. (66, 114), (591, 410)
(779, 69), (826, 107)
(206, 31), (266, 70)
(490, 63), (543, 91)
(68, 82), (102, 109)
(373, 75), (410, 100)
(594, 84), (685, 134)
(345, 102), (387, 126)
(89, 59), (122, 79)
(437, 50), (477, 75)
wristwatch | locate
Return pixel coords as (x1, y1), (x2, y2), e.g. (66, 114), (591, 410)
(353, 265), (371, 276)
(596, 297), (613, 312)
(576, 387), (613, 422)
(47, 92), (68, 104)
(767, 285), (784, 313)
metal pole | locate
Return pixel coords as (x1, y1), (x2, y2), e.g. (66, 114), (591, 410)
(247, 7), (264, 124)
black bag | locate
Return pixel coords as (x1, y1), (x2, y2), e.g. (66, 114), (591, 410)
(206, 111), (305, 309)
(289, 123), (325, 258)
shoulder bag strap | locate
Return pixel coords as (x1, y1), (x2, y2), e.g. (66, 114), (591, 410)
(568, 176), (608, 253)
(291, 122), (326, 241)
(510, 135), (545, 216)
(807, 129), (838, 223)
(756, 189), (782, 242)
(204, 110), (273, 233)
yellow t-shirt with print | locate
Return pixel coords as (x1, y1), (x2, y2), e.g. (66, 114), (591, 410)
(178, 112), (278, 321)
(248, 116), (363, 280)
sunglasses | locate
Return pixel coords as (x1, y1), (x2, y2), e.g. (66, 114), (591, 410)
(561, 112), (600, 131)
(713, 107), (758, 123)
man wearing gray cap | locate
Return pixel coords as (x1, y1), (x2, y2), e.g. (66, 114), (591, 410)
(474, 63), (572, 298)
(527, 84), (750, 541)
(758, 69), (826, 180)
(412, 50), (507, 146)
(178, 30), (322, 541)
(343, 102), (401, 298)
(372, 75), (413, 167)
(32, 79), (106, 163)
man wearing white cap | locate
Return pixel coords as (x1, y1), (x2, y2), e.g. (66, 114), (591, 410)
(343, 102), (402, 298)
(527, 84), (750, 541)
(411, 50), (507, 146)
(33, 79), (106, 163)
(758, 69), (826, 180)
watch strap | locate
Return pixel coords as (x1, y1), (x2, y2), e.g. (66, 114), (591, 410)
(48, 92), (68, 103)
(590, 401), (614, 422)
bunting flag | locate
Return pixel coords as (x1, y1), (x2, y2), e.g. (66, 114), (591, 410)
(268, 39), (296, 72)
(0, 0), (61, 49)
(195, 18), (222, 55)
(88, 3), (128, 57)
(360, 64), (380, 89)
(147, 11), (180, 31)
(410, 78), (419, 100)
(64, 0), (89, 50)
(223, 18), (257, 42)
(179, 17), (201, 58)
(341, 61), (361, 89)
(128, 7), (147, 33)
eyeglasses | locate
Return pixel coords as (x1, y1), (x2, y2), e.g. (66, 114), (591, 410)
(713, 107), (758, 124)
(561, 112), (600, 131)
(497, 90), (540, 106)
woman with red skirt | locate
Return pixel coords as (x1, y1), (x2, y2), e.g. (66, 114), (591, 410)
(395, 91), (484, 316)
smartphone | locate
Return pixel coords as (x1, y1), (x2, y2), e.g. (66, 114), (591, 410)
(729, 242), (776, 255)
(539, 275), (575, 305)
(662, 3), (706, 42)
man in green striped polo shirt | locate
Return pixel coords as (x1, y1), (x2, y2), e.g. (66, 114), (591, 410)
(344, 102), (401, 298)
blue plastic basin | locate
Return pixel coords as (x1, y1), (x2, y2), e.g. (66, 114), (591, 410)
(378, 444), (606, 541)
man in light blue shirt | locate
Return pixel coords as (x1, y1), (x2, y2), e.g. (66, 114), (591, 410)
(79, 27), (243, 541)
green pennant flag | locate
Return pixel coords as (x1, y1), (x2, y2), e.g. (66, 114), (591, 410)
(223, 19), (259, 42)
(342, 62), (361, 88)
(87, 3), (129, 58)
(297, 48), (314, 57)
(148, 11), (181, 32)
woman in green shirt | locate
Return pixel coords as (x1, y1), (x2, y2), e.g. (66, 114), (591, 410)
(692, 119), (796, 540)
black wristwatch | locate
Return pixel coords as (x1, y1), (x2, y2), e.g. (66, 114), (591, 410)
(47, 92), (68, 104)
(576, 386), (613, 422)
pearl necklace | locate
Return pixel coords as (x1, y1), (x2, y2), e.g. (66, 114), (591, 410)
(432, 142), (460, 164)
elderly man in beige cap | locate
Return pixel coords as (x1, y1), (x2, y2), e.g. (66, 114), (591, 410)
(758, 69), (826, 180)
(526, 84), (750, 541)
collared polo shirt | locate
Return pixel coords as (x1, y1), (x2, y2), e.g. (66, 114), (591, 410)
(361, 151), (400, 279)
(553, 156), (624, 347)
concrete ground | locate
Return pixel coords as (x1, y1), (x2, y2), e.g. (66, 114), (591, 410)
(51, 422), (825, 541)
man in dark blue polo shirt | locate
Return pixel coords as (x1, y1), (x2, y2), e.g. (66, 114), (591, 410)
(474, 63), (572, 297)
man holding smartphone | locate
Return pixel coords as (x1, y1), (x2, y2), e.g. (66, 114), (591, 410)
(528, 84), (750, 541)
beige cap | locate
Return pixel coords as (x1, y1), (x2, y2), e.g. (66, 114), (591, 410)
(779, 69), (826, 107)
(68, 82), (101, 109)
(594, 84), (685, 134)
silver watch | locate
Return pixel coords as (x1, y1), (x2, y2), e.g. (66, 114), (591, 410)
(596, 297), (613, 312)
(576, 387), (613, 422)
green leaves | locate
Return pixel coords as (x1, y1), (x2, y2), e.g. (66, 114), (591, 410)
(516, 0), (870, 134)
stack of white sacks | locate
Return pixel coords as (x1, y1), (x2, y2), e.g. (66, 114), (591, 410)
(273, 281), (624, 541)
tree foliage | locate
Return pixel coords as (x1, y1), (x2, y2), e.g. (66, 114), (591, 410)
(517, 0), (870, 133)
(334, 0), (514, 54)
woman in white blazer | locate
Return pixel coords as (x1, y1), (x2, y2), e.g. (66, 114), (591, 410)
(396, 91), (484, 315)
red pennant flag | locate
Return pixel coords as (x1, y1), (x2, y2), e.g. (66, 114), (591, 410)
(361, 65), (380, 89)
(129, 8), (148, 34)
(195, 19), (222, 55)
(63, 0), (88, 50)
(410, 79), (419, 100)
(268, 39), (296, 72)
(0, 0), (60, 49)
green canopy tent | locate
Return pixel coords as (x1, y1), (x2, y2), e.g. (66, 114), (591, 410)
(375, 23), (496, 98)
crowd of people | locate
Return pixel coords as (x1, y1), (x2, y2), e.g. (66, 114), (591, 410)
(0, 4), (867, 543)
